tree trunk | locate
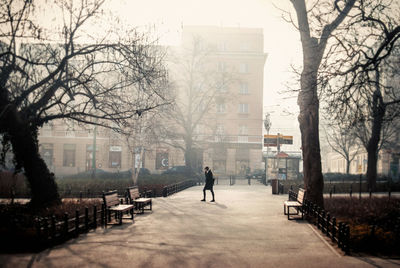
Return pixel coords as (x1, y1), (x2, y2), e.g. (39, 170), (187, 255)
(366, 111), (384, 191)
(131, 154), (138, 185)
(184, 136), (194, 172)
(366, 76), (385, 191)
(346, 160), (350, 174)
(366, 149), (378, 191)
(298, 95), (324, 207)
(298, 65), (324, 207)
(6, 107), (60, 208)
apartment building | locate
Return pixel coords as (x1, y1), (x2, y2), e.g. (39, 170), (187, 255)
(165, 26), (267, 175)
(38, 26), (267, 176)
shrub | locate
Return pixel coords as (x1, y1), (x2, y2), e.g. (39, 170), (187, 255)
(324, 196), (400, 255)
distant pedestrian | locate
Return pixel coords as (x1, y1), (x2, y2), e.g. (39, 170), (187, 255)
(201, 166), (215, 202)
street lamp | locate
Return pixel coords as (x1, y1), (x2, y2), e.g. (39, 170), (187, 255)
(264, 113), (272, 184)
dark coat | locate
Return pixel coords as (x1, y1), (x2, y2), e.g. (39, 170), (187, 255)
(204, 170), (214, 190)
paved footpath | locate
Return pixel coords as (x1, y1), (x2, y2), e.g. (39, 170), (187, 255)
(1, 184), (400, 268)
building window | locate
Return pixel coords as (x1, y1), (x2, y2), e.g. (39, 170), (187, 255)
(41, 143), (53, 167)
(240, 42), (249, 51)
(218, 62), (226, 72)
(217, 81), (228, 93)
(239, 125), (248, 135)
(216, 102), (226, 113)
(218, 42), (227, 51)
(109, 146), (122, 168)
(63, 144), (76, 167)
(239, 63), (248, 73)
(238, 103), (249, 114)
(216, 124), (224, 135)
(239, 82), (249, 94)
(41, 123), (53, 136)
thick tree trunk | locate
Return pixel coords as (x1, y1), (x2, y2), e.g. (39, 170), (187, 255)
(298, 96), (324, 207)
(298, 65), (324, 208)
(6, 107), (60, 208)
(184, 136), (195, 172)
(366, 149), (378, 191)
(366, 81), (385, 191)
(366, 112), (383, 191)
(346, 160), (350, 174)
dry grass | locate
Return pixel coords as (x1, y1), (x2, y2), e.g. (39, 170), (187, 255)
(324, 196), (400, 255)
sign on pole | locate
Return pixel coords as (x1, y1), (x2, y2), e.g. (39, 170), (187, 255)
(264, 134), (293, 147)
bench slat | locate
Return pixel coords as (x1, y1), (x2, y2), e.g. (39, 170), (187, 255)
(134, 197), (151, 204)
(104, 193), (120, 207)
(297, 189), (305, 203)
(108, 204), (134, 211)
(128, 188), (141, 200)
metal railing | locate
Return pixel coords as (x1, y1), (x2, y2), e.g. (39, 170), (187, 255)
(288, 190), (350, 254)
(162, 180), (197, 197)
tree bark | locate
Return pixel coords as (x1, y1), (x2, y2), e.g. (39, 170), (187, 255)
(5, 106), (60, 208)
(366, 96), (384, 191)
(298, 66), (324, 207)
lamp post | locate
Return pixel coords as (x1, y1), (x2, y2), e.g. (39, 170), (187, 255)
(264, 113), (272, 184)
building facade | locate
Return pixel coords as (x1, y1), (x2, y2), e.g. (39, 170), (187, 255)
(38, 26), (267, 176)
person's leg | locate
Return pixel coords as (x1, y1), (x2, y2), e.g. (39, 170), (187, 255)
(210, 188), (215, 201)
(201, 188), (206, 201)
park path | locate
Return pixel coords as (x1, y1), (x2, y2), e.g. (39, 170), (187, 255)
(1, 184), (399, 268)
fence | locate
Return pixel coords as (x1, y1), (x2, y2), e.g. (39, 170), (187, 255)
(162, 180), (197, 197)
(288, 190), (350, 254)
(35, 204), (107, 248)
(277, 179), (400, 197)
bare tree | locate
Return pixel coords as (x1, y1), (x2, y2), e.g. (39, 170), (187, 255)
(288, 0), (356, 206)
(0, 0), (169, 207)
(324, 123), (360, 174)
(162, 36), (235, 173)
(123, 105), (170, 184)
(323, 0), (400, 190)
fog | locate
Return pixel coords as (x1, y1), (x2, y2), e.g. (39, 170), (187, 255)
(107, 0), (303, 136)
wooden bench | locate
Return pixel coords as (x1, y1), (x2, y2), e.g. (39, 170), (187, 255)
(127, 186), (152, 214)
(103, 190), (134, 225)
(284, 188), (306, 220)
